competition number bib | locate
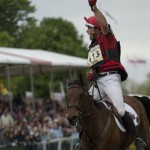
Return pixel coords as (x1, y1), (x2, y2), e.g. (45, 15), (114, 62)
(87, 45), (104, 67)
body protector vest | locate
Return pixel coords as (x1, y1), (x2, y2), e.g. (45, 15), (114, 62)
(87, 26), (121, 69)
(87, 41), (121, 69)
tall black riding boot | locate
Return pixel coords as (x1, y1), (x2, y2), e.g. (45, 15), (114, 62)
(122, 111), (146, 150)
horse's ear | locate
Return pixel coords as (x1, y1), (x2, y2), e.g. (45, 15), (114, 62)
(78, 73), (84, 84)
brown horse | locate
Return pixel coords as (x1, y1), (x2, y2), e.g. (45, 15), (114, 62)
(66, 75), (150, 150)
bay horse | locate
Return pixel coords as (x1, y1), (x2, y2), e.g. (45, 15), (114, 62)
(66, 75), (150, 150)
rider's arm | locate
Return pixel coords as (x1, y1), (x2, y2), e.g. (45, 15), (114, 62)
(88, 0), (109, 35)
(93, 5), (109, 35)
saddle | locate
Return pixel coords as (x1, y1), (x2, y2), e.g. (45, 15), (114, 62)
(102, 100), (125, 127)
(94, 97), (140, 132)
(95, 99), (124, 126)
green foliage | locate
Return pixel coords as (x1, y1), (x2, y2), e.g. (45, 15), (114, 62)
(33, 74), (50, 98)
(0, 0), (88, 98)
(0, 31), (15, 47)
(17, 17), (87, 57)
(0, 0), (35, 37)
(10, 76), (30, 96)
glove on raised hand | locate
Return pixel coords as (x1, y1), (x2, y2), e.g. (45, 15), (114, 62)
(88, 0), (97, 7)
(88, 0), (97, 11)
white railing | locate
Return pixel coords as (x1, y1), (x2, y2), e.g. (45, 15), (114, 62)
(39, 136), (79, 150)
(0, 136), (79, 150)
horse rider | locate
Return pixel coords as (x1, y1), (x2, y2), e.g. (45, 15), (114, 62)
(84, 0), (146, 150)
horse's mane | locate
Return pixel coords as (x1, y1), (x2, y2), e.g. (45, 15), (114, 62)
(68, 73), (87, 88)
(68, 79), (87, 88)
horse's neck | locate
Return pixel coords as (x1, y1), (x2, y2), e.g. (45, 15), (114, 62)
(89, 101), (107, 127)
(82, 99), (108, 139)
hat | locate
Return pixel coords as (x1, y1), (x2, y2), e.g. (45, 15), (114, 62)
(84, 16), (101, 29)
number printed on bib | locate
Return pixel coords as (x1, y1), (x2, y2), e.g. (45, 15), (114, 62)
(87, 45), (104, 67)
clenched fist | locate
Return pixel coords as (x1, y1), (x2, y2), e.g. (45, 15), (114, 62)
(88, 0), (97, 7)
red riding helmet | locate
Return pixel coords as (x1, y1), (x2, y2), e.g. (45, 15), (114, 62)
(84, 16), (101, 29)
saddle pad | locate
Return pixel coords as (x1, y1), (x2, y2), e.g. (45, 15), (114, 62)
(102, 102), (140, 132)
(115, 103), (140, 132)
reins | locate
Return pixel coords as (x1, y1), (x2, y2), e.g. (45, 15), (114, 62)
(67, 84), (112, 149)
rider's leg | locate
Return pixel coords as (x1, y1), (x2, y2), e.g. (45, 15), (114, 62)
(99, 73), (146, 150)
(89, 83), (106, 100)
(122, 111), (146, 150)
(97, 74), (125, 115)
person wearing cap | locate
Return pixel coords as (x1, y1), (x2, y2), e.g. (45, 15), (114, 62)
(83, 0), (146, 150)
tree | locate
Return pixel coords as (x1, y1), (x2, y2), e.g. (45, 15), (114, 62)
(0, 0), (88, 98)
(18, 17), (87, 57)
(0, 31), (15, 47)
(0, 0), (35, 39)
(15, 18), (88, 98)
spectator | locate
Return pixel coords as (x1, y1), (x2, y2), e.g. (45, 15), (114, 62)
(0, 121), (6, 145)
(0, 106), (14, 127)
(0, 97), (78, 147)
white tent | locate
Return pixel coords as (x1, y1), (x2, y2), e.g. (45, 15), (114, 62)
(0, 47), (88, 76)
(0, 53), (30, 64)
(0, 47), (88, 111)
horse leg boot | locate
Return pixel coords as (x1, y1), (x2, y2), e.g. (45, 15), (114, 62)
(122, 111), (147, 150)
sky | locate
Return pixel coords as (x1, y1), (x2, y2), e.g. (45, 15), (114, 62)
(31, 0), (150, 83)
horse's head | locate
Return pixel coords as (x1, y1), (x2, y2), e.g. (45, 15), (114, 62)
(66, 74), (89, 126)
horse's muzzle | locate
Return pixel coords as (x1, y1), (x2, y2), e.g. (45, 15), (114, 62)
(68, 116), (78, 126)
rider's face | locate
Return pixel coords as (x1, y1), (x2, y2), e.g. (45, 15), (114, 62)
(86, 26), (102, 41)
(86, 26), (95, 40)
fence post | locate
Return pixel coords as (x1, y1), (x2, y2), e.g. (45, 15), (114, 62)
(42, 141), (46, 150)
(57, 138), (62, 150)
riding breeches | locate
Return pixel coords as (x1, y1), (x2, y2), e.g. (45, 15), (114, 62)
(89, 73), (125, 117)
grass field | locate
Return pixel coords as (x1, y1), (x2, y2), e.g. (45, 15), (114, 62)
(128, 144), (136, 150)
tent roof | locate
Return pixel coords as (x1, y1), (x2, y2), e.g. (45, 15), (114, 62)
(0, 53), (30, 64)
(0, 47), (88, 76)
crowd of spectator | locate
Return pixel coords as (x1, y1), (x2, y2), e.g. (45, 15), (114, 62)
(0, 94), (79, 149)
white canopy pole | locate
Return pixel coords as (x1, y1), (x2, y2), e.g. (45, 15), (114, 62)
(29, 65), (35, 110)
(69, 67), (73, 80)
(49, 71), (56, 111)
(6, 64), (13, 114)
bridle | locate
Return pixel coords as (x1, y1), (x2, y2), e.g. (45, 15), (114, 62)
(66, 85), (90, 119)
(67, 105), (90, 119)
(67, 84), (112, 149)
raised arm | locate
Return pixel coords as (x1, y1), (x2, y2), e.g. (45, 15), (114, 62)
(88, 0), (109, 35)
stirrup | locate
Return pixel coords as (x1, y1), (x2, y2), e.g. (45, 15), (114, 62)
(74, 142), (80, 150)
(135, 138), (147, 150)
